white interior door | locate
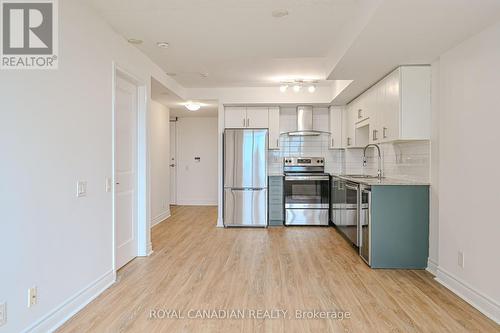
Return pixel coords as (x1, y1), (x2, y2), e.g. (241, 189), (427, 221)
(170, 121), (177, 205)
(115, 75), (138, 270)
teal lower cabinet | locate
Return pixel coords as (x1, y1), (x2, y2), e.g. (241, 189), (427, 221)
(268, 176), (284, 226)
(370, 185), (429, 269)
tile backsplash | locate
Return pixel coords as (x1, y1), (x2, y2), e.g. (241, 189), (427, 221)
(269, 134), (430, 183)
(353, 141), (430, 182)
(268, 133), (344, 175)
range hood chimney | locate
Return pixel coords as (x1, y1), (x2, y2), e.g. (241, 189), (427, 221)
(288, 106), (323, 136)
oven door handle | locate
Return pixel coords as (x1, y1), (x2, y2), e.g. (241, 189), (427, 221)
(285, 176), (330, 181)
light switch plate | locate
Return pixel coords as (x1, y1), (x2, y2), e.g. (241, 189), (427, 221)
(28, 287), (37, 307)
(105, 177), (112, 193)
(0, 302), (6, 327)
(77, 181), (87, 197)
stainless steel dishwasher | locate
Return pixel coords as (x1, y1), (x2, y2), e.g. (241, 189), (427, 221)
(332, 180), (360, 246)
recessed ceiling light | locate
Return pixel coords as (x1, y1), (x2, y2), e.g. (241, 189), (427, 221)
(157, 42), (169, 48)
(272, 9), (289, 18)
(200, 72), (209, 78)
(127, 38), (143, 45)
(293, 85), (301, 93)
(185, 102), (201, 112)
(308, 85), (316, 93)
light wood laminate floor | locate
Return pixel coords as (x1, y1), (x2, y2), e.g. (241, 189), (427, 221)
(58, 206), (500, 333)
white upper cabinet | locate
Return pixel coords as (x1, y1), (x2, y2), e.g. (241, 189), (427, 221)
(398, 66), (431, 140)
(225, 106), (269, 129)
(225, 107), (247, 128)
(347, 65), (431, 146)
(382, 68), (401, 142)
(344, 104), (357, 148)
(268, 107), (280, 150)
(329, 106), (343, 149)
(246, 107), (269, 128)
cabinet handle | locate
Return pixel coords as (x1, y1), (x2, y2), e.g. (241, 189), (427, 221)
(243, 118), (246, 127)
(383, 127), (388, 139)
(276, 139), (279, 147)
(358, 109), (363, 119)
(347, 137), (351, 146)
(331, 138), (334, 147)
(247, 118), (250, 127)
(373, 130), (378, 141)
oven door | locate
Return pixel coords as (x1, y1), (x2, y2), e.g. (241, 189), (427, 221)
(284, 175), (330, 209)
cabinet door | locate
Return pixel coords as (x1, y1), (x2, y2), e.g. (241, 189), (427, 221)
(268, 107), (280, 149)
(345, 105), (356, 148)
(329, 106), (343, 149)
(268, 176), (284, 225)
(246, 107), (269, 128)
(225, 107), (247, 128)
(383, 69), (401, 141)
(369, 81), (383, 144)
(355, 95), (368, 122)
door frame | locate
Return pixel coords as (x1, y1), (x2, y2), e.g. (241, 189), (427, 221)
(112, 63), (150, 275)
(169, 119), (178, 205)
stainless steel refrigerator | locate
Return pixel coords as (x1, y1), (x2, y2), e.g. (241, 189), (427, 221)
(224, 129), (268, 227)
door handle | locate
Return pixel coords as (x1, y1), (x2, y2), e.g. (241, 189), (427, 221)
(169, 164), (175, 167)
(383, 127), (388, 139)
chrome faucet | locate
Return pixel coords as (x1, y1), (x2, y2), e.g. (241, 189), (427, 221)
(363, 144), (382, 179)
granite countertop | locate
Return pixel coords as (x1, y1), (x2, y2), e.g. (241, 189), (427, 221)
(332, 174), (430, 186)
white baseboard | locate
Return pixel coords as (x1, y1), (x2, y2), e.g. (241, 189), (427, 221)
(216, 217), (224, 228)
(23, 270), (116, 333)
(436, 266), (500, 324)
(151, 210), (171, 227)
(426, 258), (438, 276)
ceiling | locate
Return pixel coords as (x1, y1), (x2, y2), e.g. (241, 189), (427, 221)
(151, 78), (218, 117)
(88, 0), (375, 88)
(90, 0), (500, 105)
(328, 0), (500, 104)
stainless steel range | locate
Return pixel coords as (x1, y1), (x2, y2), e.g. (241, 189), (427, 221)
(283, 157), (330, 226)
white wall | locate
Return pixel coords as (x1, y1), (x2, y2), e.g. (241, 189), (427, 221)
(0, 1), (181, 332)
(176, 117), (218, 205)
(150, 101), (171, 226)
(434, 20), (500, 323)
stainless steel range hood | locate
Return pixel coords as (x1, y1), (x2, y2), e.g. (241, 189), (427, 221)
(287, 106), (326, 136)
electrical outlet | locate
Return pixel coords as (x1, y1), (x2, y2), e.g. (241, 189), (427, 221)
(28, 287), (37, 307)
(77, 181), (87, 197)
(0, 302), (6, 327)
(458, 251), (465, 268)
